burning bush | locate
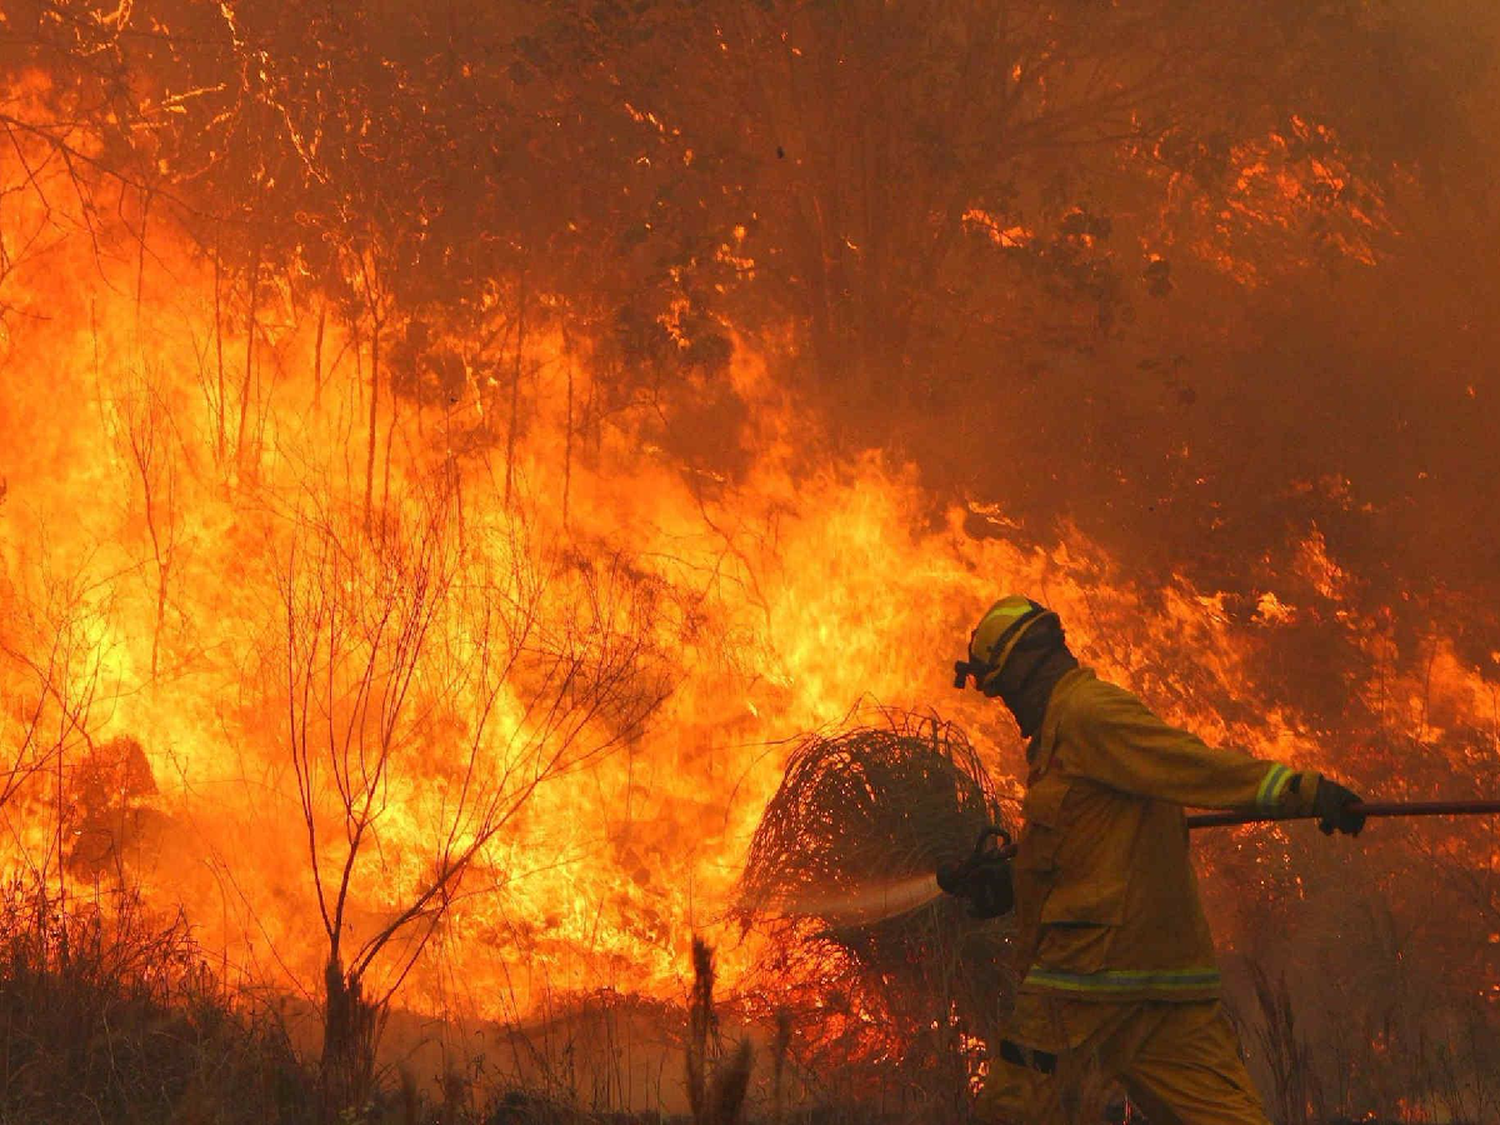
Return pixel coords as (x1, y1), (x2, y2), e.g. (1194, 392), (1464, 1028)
(738, 708), (1015, 1111)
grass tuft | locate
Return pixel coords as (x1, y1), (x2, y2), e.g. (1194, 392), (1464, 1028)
(0, 878), (314, 1124)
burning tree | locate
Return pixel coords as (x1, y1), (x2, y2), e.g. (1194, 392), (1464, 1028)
(274, 485), (669, 1117)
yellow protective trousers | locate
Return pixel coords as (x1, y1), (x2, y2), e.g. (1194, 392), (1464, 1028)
(976, 1000), (1270, 1125)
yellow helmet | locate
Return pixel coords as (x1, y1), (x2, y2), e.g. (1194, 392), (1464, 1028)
(954, 595), (1059, 694)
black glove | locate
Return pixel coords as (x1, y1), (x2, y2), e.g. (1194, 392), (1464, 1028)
(1312, 777), (1366, 836)
(936, 853), (1015, 919)
(936, 827), (1016, 919)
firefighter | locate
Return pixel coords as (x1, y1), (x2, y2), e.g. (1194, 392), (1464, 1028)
(954, 595), (1365, 1125)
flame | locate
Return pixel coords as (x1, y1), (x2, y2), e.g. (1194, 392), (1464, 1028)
(1, 70), (1497, 1063)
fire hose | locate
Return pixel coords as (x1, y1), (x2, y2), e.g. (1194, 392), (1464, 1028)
(936, 801), (1500, 919)
(1184, 798), (1500, 829)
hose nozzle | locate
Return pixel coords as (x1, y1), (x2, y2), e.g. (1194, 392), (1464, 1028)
(936, 825), (1016, 920)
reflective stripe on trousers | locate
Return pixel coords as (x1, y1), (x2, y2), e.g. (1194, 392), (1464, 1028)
(1021, 965), (1222, 995)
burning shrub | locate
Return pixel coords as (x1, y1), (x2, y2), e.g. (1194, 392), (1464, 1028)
(739, 708), (1015, 1111)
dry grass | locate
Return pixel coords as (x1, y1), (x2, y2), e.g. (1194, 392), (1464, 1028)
(686, 939), (752, 1125)
(0, 878), (313, 1125)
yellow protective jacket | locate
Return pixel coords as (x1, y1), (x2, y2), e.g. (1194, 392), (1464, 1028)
(1011, 667), (1317, 1005)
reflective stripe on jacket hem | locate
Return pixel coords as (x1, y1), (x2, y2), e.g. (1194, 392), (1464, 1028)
(1255, 763), (1293, 812)
(1022, 966), (1222, 993)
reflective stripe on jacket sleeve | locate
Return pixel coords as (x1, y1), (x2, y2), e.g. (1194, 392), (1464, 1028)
(1254, 763), (1296, 812)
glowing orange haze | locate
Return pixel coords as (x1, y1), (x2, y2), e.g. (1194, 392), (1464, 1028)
(0, 80), (1494, 1027)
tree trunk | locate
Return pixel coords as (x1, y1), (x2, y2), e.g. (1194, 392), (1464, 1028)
(380, 366), (397, 544)
(313, 299), (326, 407)
(505, 274), (526, 509)
(364, 316), (381, 536)
(320, 957), (383, 1123)
(213, 243), (226, 463)
(234, 242), (261, 471)
(563, 327), (573, 526)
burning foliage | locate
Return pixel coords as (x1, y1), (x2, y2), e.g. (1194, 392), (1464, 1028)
(738, 710), (1015, 1106)
(740, 709), (1011, 924)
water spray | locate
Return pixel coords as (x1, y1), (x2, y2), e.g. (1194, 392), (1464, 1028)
(782, 872), (949, 927)
(781, 825), (1018, 927)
